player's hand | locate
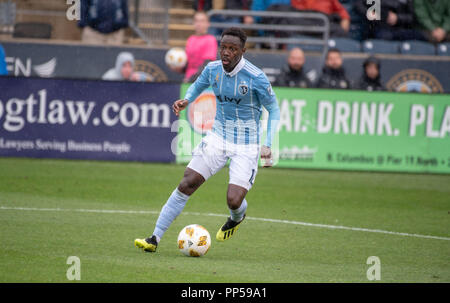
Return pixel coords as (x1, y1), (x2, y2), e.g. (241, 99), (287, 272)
(172, 99), (188, 116)
(260, 145), (273, 168)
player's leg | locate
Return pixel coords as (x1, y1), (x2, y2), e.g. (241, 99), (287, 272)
(216, 148), (258, 241)
(135, 133), (228, 252)
(227, 184), (248, 222)
(134, 167), (205, 252)
(152, 167), (205, 240)
(216, 184), (249, 242)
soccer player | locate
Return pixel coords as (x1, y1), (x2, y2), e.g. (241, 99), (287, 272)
(135, 28), (280, 252)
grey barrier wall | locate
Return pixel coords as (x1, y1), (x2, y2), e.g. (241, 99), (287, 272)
(1, 40), (449, 93)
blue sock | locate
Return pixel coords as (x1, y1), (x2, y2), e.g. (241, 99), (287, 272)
(229, 198), (247, 222)
(153, 188), (189, 242)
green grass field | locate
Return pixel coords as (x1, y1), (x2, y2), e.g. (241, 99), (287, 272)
(0, 157), (449, 283)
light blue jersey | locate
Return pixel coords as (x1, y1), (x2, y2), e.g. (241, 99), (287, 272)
(184, 57), (280, 147)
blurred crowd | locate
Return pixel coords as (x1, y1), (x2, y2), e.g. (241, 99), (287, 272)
(195, 0), (450, 43)
(1, 0), (449, 92)
(184, 0), (450, 90)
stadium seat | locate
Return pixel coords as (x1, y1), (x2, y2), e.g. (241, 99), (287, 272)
(328, 38), (361, 52)
(287, 35), (324, 52)
(400, 40), (436, 55)
(362, 39), (400, 54)
(437, 43), (450, 56)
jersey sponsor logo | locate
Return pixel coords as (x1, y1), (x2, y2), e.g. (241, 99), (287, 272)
(216, 95), (242, 104)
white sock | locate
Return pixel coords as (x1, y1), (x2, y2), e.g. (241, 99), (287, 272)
(152, 188), (189, 241)
(229, 198), (247, 222)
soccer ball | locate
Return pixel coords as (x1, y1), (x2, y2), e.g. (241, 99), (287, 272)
(165, 47), (187, 69)
(177, 224), (211, 257)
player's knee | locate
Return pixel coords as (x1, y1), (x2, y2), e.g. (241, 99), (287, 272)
(227, 193), (242, 210)
(178, 179), (196, 195)
(178, 172), (203, 195)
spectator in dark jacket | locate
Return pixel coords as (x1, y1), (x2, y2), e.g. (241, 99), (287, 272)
(291, 0), (351, 37)
(414, 0), (450, 43)
(79, 0), (129, 45)
(357, 57), (384, 91)
(275, 47), (312, 88)
(354, 0), (425, 41)
(194, 0), (251, 36)
(316, 48), (351, 89)
(194, 0), (251, 11)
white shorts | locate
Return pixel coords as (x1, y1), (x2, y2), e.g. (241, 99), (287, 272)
(187, 131), (260, 191)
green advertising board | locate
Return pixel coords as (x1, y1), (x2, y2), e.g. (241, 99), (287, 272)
(175, 84), (450, 174)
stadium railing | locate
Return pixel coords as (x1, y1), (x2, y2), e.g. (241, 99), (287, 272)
(0, 0), (15, 35)
(206, 9), (329, 57)
(129, 0), (171, 46)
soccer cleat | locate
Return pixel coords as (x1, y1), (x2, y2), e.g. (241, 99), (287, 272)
(134, 235), (158, 252)
(216, 215), (246, 242)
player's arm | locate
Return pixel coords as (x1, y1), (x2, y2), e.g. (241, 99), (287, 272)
(260, 95), (280, 167)
(172, 63), (211, 116)
(255, 74), (280, 167)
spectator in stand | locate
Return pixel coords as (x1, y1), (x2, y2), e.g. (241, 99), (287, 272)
(275, 47), (312, 88)
(353, 0), (425, 41)
(357, 56), (384, 91)
(194, 0), (251, 11)
(183, 11), (218, 82)
(102, 52), (144, 81)
(78, 0), (129, 45)
(243, 0), (292, 25)
(316, 48), (351, 89)
(291, 0), (351, 38)
(0, 44), (7, 76)
(194, 0), (251, 36)
(414, 0), (450, 43)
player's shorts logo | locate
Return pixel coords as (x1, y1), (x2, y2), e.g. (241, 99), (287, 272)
(386, 69), (443, 93)
(238, 82), (248, 96)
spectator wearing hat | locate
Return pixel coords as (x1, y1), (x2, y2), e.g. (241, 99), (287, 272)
(357, 56), (384, 91)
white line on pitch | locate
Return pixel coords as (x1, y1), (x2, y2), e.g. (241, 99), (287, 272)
(1, 205), (449, 241)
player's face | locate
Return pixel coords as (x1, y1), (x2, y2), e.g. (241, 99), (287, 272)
(219, 35), (246, 72)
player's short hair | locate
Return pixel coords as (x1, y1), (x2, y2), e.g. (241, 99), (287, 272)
(221, 27), (247, 48)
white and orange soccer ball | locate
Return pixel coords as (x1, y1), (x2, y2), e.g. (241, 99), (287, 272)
(165, 47), (187, 69)
(177, 224), (211, 257)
